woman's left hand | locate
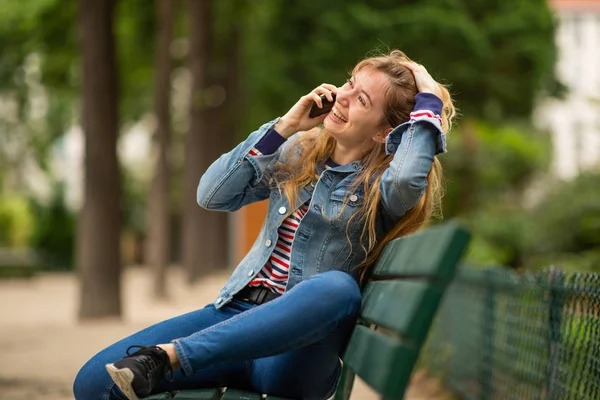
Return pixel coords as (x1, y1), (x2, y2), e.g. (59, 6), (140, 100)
(399, 61), (442, 100)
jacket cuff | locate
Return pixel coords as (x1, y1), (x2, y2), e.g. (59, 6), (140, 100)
(249, 127), (287, 156)
(385, 92), (447, 156)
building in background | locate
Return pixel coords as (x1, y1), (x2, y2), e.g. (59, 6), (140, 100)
(536, 0), (600, 179)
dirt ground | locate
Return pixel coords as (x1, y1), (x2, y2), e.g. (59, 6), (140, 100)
(0, 267), (448, 400)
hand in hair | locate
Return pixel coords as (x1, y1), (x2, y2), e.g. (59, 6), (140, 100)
(274, 83), (338, 139)
(398, 62), (442, 100)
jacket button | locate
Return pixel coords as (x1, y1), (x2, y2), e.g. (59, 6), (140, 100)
(265, 239), (272, 247)
(278, 207), (286, 214)
(349, 194), (358, 202)
(248, 270), (254, 277)
(216, 297), (223, 304)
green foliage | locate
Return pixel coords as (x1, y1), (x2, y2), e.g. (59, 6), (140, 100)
(463, 172), (600, 272)
(523, 172), (600, 272)
(122, 167), (148, 237)
(441, 120), (550, 218)
(29, 184), (76, 270)
(463, 209), (534, 267)
(533, 173), (600, 254)
(241, 0), (556, 134)
(115, 0), (157, 120)
(0, 0), (77, 176)
(0, 194), (34, 247)
(474, 122), (551, 194)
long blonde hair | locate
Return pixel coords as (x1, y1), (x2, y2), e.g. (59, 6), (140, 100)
(273, 50), (456, 282)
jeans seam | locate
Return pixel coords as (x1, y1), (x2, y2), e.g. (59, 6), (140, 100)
(102, 383), (112, 400)
(173, 301), (260, 375)
(104, 382), (126, 400)
(172, 339), (193, 376)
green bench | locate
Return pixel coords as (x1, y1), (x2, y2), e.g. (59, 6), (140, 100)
(146, 222), (471, 400)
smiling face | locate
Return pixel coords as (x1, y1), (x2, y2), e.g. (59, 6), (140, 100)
(323, 67), (391, 149)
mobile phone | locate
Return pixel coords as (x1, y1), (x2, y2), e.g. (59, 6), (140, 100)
(309, 93), (336, 118)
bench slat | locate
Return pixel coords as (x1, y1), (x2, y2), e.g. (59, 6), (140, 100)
(360, 280), (443, 342)
(145, 393), (174, 400)
(372, 222), (470, 280)
(172, 389), (220, 399)
(221, 389), (261, 400)
(343, 325), (418, 398)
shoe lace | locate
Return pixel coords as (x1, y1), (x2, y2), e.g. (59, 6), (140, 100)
(126, 345), (175, 383)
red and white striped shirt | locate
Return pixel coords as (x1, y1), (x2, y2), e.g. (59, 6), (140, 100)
(248, 202), (309, 294)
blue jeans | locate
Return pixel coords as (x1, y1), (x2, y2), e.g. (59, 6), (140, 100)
(73, 271), (361, 400)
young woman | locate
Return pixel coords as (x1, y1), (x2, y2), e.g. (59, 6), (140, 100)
(73, 50), (454, 400)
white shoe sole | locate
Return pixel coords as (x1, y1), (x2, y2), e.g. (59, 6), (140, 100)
(105, 363), (141, 400)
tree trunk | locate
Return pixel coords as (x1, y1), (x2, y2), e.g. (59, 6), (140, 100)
(146, 0), (173, 299)
(203, 18), (242, 270)
(182, 0), (212, 283)
(76, 0), (122, 320)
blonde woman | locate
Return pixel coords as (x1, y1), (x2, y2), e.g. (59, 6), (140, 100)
(74, 50), (454, 400)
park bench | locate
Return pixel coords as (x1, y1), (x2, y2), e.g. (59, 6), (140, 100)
(145, 221), (471, 400)
(0, 247), (38, 278)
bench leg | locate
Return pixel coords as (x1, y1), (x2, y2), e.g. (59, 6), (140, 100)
(332, 366), (355, 400)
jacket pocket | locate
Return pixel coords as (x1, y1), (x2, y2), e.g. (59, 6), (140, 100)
(328, 185), (365, 234)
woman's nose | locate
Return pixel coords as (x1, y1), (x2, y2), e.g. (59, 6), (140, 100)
(336, 89), (350, 106)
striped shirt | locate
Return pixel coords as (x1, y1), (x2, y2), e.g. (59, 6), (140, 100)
(248, 202), (310, 294)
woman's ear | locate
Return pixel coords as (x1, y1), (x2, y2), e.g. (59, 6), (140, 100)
(372, 127), (394, 144)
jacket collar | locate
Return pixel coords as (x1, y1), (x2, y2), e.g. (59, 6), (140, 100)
(319, 160), (363, 174)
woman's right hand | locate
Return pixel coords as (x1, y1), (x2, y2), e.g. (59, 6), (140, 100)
(274, 84), (338, 138)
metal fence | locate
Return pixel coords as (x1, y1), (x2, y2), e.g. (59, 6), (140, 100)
(420, 266), (600, 400)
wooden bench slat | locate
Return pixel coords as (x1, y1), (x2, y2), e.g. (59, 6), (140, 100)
(221, 389), (262, 400)
(343, 325), (418, 399)
(360, 280), (444, 342)
(371, 222), (470, 280)
(172, 388), (220, 399)
(145, 393), (174, 400)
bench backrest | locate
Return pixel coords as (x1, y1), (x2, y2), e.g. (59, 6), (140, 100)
(335, 222), (471, 400)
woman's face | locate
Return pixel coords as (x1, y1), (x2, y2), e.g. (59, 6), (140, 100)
(323, 67), (390, 147)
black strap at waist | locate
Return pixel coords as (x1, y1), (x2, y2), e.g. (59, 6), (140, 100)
(234, 285), (280, 305)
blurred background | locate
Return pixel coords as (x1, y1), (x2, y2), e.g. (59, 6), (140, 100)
(0, 0), (599, 398)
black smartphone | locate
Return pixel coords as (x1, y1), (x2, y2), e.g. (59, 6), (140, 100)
(309, 93), (336, 118)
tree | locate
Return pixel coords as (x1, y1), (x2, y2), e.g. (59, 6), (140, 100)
(182, 0), (212, 283)
(197, 1), (246, 275)
(76, 0), (122, 319)
(146, 0), (173, 299)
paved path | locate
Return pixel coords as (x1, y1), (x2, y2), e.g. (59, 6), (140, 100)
(0, 268), (450, 399)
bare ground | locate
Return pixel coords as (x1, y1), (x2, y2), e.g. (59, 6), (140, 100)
(0, 268), (448, 400)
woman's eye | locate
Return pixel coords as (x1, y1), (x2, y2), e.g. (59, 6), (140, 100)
(358, 96), (366, 106)
(347, 79), (353, 88)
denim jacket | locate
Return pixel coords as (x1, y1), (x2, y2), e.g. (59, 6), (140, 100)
(197, 93), (445, 309)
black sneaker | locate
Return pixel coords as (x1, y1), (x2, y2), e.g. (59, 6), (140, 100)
(105, 345), (174, 400)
